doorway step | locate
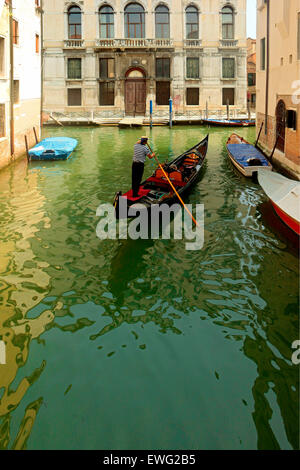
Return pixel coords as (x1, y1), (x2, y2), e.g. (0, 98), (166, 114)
(118, 116), (144, 128)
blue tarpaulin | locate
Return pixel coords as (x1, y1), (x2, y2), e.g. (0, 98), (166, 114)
(227, 144), (269, 167)
(29, 137), (78, 161)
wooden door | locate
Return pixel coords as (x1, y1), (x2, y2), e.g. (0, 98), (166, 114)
(125, 80), (146, 116)
(276, 100), (286, 153)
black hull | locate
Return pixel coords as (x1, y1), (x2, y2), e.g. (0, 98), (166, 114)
(114, 135), (209, 219)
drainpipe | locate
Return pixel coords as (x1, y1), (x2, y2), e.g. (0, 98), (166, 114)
(264, 0), (270, 136)
(9, 0), (14, 155)
(40, 0), (43, 133)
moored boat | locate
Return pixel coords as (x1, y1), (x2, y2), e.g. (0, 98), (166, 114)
(28, 137), (78, 161)
(113, 135), (209, 218)
(226, 133), (272, 177)
(202, 118), (255, 127)
(258, 170), (300, 236)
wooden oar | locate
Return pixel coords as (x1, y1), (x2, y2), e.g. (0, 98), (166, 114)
(147, 144), (199, 227)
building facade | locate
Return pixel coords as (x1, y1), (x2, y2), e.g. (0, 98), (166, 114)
(42, 0), (247, 118)
(256, 0), (300, 179)
(247, 37), (256, 109)
(0, 0), (42, 171)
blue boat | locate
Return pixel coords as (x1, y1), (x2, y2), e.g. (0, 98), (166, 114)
(226, 133), (272, 177)
(202, 118), (255, 127)
(28, 137), (78, 161)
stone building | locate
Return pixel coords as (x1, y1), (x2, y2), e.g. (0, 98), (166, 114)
(42, 0), (247, 117)
(256, 0), (300, 179)
(0, 0), (42, 171)
(247, 37), (256, 109)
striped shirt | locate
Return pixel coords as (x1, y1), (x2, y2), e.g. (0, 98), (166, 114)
(133, 143), (151, 163)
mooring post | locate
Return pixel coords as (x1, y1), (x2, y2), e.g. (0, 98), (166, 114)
(24, 135), (30, 162)
(169, 98), (172, 128)
(206, 101), (208, 120)
(227, 99), (230, 120)
(33, 126), (38, 144)
(150, 100), (153, 128)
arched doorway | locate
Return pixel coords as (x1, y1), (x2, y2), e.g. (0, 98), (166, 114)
(276, 100), (286, 153)
(125, 68), (146, 116)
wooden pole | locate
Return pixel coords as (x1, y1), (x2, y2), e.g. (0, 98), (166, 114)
(255, 121), (264, 148)
(33, 127), (38, 144)
(227, 99), (229, 120)
(24, 135), (30, 162)
(147, 144), (199, 227)
(269, 133), (280, 161)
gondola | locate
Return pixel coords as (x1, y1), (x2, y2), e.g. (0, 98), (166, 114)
(202, 118), (255, 127)
(226, 133), (272, 177)
(113, 135), (209, 218)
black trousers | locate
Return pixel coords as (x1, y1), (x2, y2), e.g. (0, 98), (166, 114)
(132, 161), (144, 197)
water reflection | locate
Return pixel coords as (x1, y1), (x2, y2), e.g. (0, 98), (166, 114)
(0, 160), (61, 449)
(0, 126), (298, 449)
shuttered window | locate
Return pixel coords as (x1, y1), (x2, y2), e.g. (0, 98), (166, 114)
(36, 34), (39, 53)
(13, 80), (19, 103)
(298, 13), (300, 60)
(222, 7), (234, 39)
(0, 38), (4, 76)
(156, 81), (170, 105)
(261, 38), (266, 70)
(13, 20), (19, 45)
(222, 88), (234, 105)
(0, 104), (5, 138)
(100, 82), (114, 105)
(156, 58), (170, 78)
(222, 58), (235, 78)
(186, 58), (199, 78)
(68, 88), (82, 106)
(68, 58), (82, 79)
(186, 88), (199, 105)
(100, 58), (115, 78)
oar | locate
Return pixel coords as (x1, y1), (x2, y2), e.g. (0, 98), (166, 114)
(147, 144), (199, 227)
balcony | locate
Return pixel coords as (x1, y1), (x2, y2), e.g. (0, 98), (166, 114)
(64, 40), (85, 49)
(95, 38), (174, 49)
(184, 39), (202, 48)
(219, 40), (238, 48)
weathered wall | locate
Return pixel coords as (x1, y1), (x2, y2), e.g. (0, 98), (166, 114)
(256, 0), (300, 178)
(43, 0), (248, 115)
(0, 0), (41, 171)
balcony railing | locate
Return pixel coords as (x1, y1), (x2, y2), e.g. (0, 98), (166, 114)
(95, 38), (174, 48)
(184, 39), (202, 48)
(220, 40), (238, 47)
(64, 39), (85, 48)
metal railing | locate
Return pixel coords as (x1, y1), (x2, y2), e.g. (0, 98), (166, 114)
(95, 38), (174, 48)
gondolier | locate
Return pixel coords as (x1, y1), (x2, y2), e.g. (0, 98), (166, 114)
(132, 136), (155, 198)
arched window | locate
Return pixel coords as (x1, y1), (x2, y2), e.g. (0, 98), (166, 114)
(155, 5), (169, 39)
(68, 5), (82, 39)
(125, 3), (145, 38)
(186, 6), (199, 39)
(222, 6), (234, 39)
(99, 6), (114, 38)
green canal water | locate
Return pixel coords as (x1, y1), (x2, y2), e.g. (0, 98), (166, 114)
(0, 125), (299, 450)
